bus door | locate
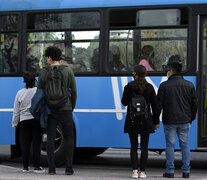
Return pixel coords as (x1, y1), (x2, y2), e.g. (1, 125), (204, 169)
(198, 15), (207, 148)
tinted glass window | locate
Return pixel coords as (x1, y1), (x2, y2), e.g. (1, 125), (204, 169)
(0, 33), (18, 73)
(201, 18), (207, 137)
(108, 29), (187, 72)
(110, 8), (188, 27)
(136, 9), (181, 26)
(26, 31), (100, 73)
(0, 15), (18, 31)
(28, 12), (100, 30)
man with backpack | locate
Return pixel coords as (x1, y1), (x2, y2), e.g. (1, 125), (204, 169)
(157, 55), (197, 178)
(38, 46), (77, 175)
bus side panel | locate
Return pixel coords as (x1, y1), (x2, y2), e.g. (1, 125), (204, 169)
(0, 112), (15, 144)
(183, 76), (197, 150)
(0, 78), (24, 108)
(0, 76), (197, 150)
(74, 76), (197, 150)
(0, 77), (24, 145)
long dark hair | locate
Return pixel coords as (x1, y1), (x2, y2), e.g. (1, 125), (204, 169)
(134, 65), (147, 93)
(23, 73), (36, 89)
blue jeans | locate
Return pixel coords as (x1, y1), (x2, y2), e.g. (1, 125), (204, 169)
(164, 123), (190, 173)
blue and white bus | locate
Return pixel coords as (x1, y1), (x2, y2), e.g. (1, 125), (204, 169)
(0, 0), (207, 165)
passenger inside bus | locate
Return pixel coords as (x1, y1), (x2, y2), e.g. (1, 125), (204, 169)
(90, 48), (99, 71)
(59, 45), (87, 72)
(2, 35), (18, 73)
(109, 45), (125, 71)
(26, 47), (40, 73)
(139, 45), (155, 71)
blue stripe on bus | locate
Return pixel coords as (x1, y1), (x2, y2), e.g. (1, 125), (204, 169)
(0, 0), (206, 11)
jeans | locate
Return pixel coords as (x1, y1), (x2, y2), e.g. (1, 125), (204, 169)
(164, 123), (190, 173)
(20, 119), (42, 169)
(128, 133), (150, 171)
(47, 110), (74, 172)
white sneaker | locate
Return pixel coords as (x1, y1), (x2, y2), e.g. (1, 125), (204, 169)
(132, 170), (138, 179)
(139, 171), (147, 178)
(42, 133), (47, 142)
(22, 168), (29, 173)
(33, 167), (45, 173)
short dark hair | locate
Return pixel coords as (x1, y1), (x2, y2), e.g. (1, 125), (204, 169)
(166, 55), (183, 73)
(23, 73), (36, 89)
(45, 46), (62, 61)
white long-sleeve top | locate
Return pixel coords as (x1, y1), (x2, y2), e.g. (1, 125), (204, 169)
(12, 87), (37, 128)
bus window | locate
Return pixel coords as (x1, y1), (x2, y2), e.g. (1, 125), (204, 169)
(26, 12), (100, 73)
(26, 31), (100, 73)
(109, 29), (187, 72)
(0, 15), (18, 73)
(27, 12), (100, 30)
(201, 18), (207, 137)
(136, 9), (181, 26)
(109, 8), (188, 72)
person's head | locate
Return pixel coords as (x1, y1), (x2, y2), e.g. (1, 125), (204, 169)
(110, 45), (120, 59)
(165, 55), (183, 77)
(141, 45), (154, 60)
(23, 73), (36, 89)
(45, 46), (62, 64)
(133, 65), (147, 93)
(134, 65), (147, 78)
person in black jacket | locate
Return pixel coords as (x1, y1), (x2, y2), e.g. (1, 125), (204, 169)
(157, 55), (197, 179)
(122, 65), (160, 179)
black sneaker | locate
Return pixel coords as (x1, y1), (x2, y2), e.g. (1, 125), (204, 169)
(48, 168), (56, 175)
(65, 168), (74, 175)
(182, 173), (190, 178)
(163, 172), (174, 178)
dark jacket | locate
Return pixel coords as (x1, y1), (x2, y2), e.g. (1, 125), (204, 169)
(157, 74), (197, 125)
(30, 89), (51, 128)
(121, 81), (159, 134)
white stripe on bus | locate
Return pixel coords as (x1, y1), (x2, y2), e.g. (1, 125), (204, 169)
(111, 77), (123, 120)
(0, 109), (127, 113)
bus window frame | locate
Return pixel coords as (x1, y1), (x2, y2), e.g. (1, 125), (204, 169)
(106, 6), (191, 77)
(24, 9), (103, 76)
(0, 12), (21, 76)
(198, 16), (207, 146)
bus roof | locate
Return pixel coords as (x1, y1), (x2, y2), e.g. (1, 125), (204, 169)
(0, 0), (206, 12)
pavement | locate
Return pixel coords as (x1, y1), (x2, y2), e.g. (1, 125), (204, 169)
(0, 149), (206, 180)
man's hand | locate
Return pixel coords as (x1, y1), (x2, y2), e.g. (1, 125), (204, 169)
(154, 124), (160, 130)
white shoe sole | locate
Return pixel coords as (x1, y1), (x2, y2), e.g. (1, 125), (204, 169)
(139, 175), (147, 178)
(132, 175), (138, 179)
(33, 170), (45, 173)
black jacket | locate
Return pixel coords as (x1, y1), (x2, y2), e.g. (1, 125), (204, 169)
(121, 81), (159, 134)
(157, 74), (197, 125)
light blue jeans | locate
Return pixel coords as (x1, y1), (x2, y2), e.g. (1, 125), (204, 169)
(164, 123), (190, 173)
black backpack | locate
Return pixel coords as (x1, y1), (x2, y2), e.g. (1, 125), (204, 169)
(129, 94), (148, 131)
(44, 65), (68, 109)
